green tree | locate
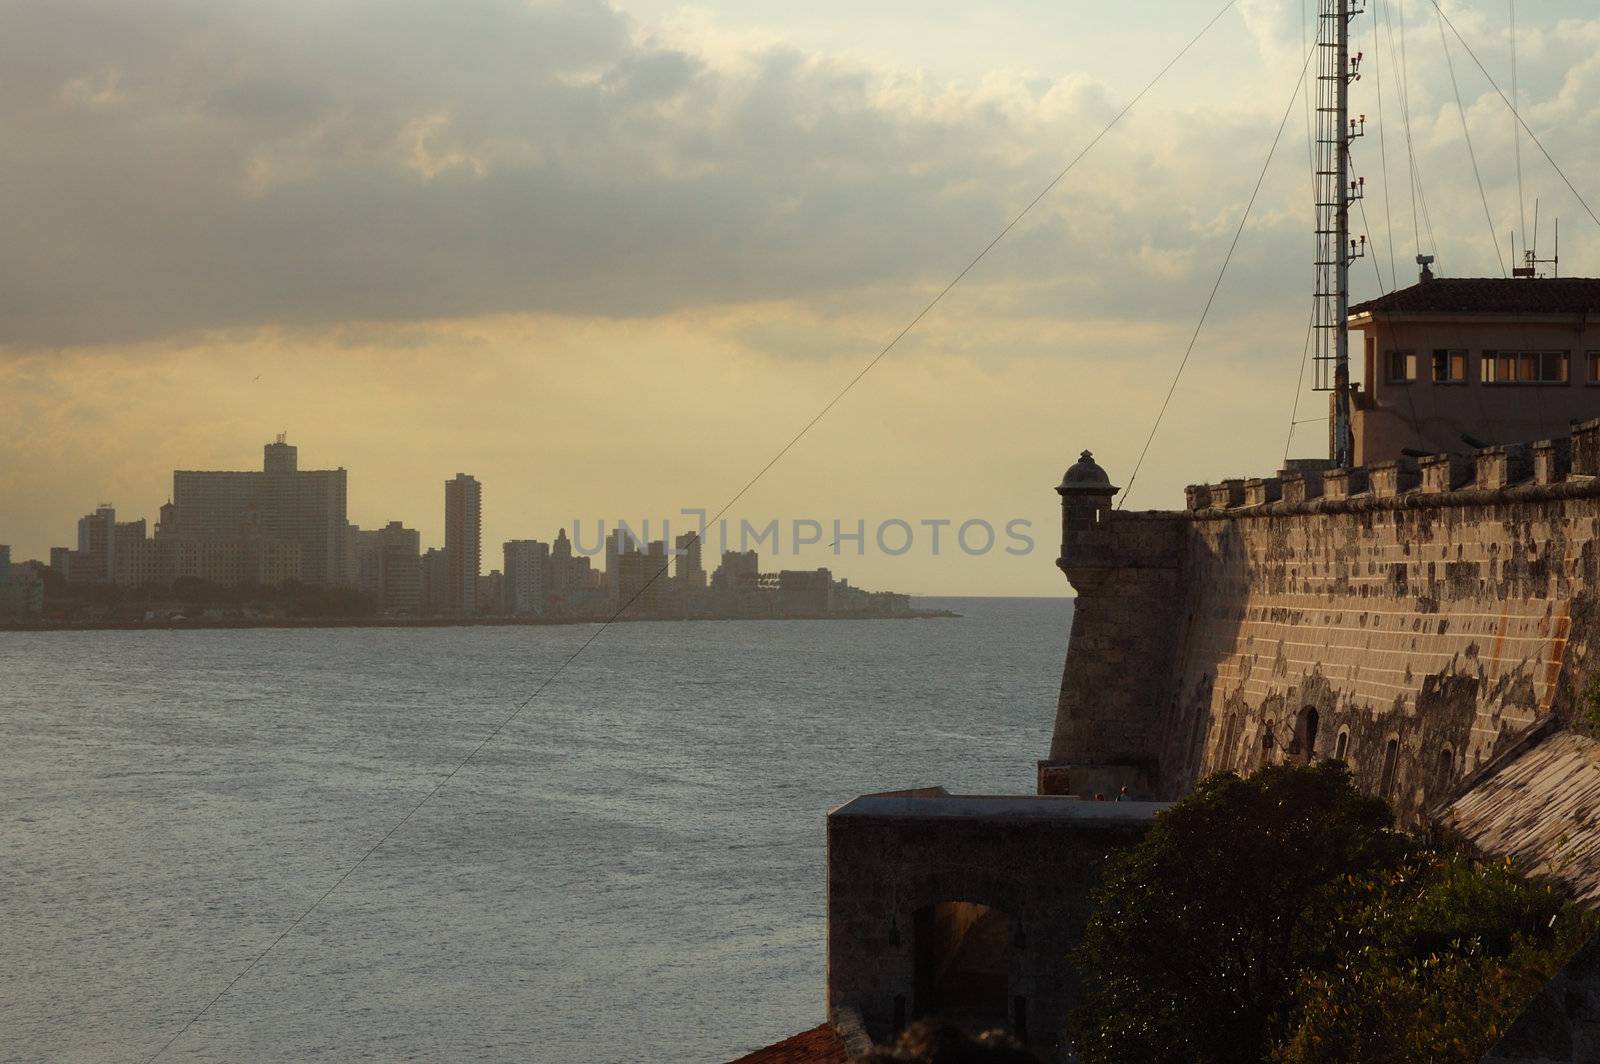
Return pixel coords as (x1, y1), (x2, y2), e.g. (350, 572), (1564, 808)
(1070, 761), (1594, 1064)
(1070, 762), (1402, 1064)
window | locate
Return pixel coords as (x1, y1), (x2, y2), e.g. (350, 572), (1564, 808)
(1333, 728), (1349, 762)
(1380, 737), (1400, 796)
(1385, 350), (1417, 383)
(1482, 350), (1569, 384)
(1587, 351), (1600, 385)
(1431, 349), (1467, 383)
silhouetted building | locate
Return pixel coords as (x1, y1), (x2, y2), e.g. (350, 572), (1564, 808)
(477, 570), (505, 616)
(778, 568), (834, 614)
(421, 547), (449, 612)
(504, 539), (549, 615)
(444, 474), (482, 613)
(164, 436), (348, 586)
(72, 505), (117, 583)
(352, 521), (422, 615)
(676, 531), (705, 591)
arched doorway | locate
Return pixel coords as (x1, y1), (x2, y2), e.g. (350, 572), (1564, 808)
(913, 901), (1010, 1026)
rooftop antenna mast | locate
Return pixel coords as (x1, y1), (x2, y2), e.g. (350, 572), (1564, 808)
(1312, 0), (1366, 467)
(1513, 198), (1560, 278)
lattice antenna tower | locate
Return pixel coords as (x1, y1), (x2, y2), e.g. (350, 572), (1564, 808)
(1312, 0), (1367, 467)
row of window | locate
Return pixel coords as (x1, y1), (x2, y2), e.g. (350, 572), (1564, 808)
(1383, 348), (1600, 386)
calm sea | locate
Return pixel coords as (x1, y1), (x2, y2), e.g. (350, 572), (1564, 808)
(2, 597), (1072, 1063)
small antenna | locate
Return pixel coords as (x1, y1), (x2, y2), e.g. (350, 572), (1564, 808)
(1515, 198), (1559, 277)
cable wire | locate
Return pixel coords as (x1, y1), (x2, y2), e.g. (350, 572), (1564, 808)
(1428, 0), (1600, 233)
(1435, 6), (1506, 275)
(1122, 33), (1318, 507)
(138, 4), (1243, 1060)
(1510, 0), (1527, 255)
(1371, 0), (1399, 288)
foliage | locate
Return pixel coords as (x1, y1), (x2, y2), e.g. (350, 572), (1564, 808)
(1069, 761), (1594, 1064)
(1274, 855), (1595, 1064)
(1070, 762), (1402, 1064)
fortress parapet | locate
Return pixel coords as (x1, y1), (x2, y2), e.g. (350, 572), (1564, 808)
(1045, 416), (1600, 820)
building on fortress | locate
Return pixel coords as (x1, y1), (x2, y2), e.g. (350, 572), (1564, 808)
(1347, 275), (1600, 465)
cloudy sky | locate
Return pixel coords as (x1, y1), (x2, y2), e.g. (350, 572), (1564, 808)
(3, 0), (1598, 594)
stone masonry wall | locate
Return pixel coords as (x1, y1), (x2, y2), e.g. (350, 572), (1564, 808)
(827, 802), (1155, 1062)
(1160, 492), (1600, 821)
(1048, 420), (1600, 823)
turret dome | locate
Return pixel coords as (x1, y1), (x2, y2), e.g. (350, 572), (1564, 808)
(1059, 450), (1113, 491)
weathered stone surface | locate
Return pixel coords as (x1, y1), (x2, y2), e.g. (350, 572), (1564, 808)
(1046, 440), (1600, 824)
(826, 793), (1160, 1062)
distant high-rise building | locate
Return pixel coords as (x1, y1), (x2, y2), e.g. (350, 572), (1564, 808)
(74, 505), (117, 583)
(477, 570), (505, 616)
(0, 544), (10, 586)
(444, 474), (482, 613)
(165, 436), (347, 586)
(351, 521), (422, 615)
(711, 549), (759, 591)
(421, 547), (450, 611)
(503, 540), (550, 615)
(675, 531), (705, 590)
(777, 569), (834, 615)
(49, 546), (71, 580)
(548, 528), (575, 606)
(604, 526), (641, 601)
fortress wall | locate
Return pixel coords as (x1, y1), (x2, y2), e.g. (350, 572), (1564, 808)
(1046, 422), (1600, 822)
(1158, 495), (1600, 820)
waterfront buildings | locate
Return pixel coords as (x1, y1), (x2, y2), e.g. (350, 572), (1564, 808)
(444, 474), (482, 614)
(350, 521), (422, 615)
(163, 436), (349, 586)
(675, 531), (705, 590)
(421, 547), (450, 611)
(503, 539), (549, 615)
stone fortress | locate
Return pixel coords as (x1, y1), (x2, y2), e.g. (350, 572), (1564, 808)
(788, 275), (1600, 1064)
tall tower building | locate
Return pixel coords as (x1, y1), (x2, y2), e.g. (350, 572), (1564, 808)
(445, 474), (482, 613)
(75, 505), (117, 583)
(675, 530), (705, 590)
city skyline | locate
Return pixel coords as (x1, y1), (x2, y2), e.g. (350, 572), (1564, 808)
(4, 434), (1056, 597)
(6, 1), (1600, 595)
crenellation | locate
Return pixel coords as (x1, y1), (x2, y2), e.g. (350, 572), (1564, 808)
(1573, 418), (1600, 477)
(1046, 443), (1600, 824)
(1210, 479), (1246, 508)
(1476, 444), (1533, 491)
(1324, 466), (1369, 499)
(1244, 477), (1282, 506)
(1535, 437), (1573, 485)
(1420, 453), (1473, 493)
(1369, 458), (1420, 499)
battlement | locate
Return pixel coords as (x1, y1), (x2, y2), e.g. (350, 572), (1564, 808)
(1181, 418), (1600, 518)
(1045, 424), (1600, 822)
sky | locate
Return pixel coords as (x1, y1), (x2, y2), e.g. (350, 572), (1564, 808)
(3, 0), (1599, 595)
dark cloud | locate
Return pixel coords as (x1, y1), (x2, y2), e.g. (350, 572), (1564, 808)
(2, 0), (1595, 348)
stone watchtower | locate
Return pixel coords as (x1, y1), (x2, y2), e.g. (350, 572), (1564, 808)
(1037, 452), (1183, 798)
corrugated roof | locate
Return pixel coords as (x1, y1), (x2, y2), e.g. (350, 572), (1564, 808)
(726, 1024), (850, 1064)
(1349, 277), (1600, 317)
(1441, 729), (1600, 905)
